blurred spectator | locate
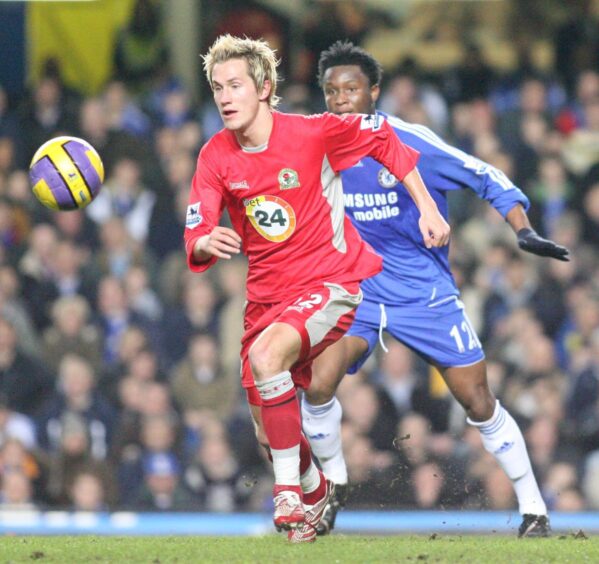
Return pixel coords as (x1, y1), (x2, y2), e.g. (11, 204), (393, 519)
(542, 461), (580, 511)
(91, 218), (158, 283)
(217, 258), (247, 379)
(184, 434), (250, 512)
(374, 340), (417, 418)
(555, 69), (599, 135)
(87, 158), (156, 243)
(0, 439), (43, 499)
(0, 470), (37, 510)
(483, 465), (517, 510)
(525, 415), (567, 485)
(443, 44), (496, 103)
(103, 80), (151, 137)
(528, 156), (573, 238)
(124, 347), (163, 384)
(0, 395), (36, 450)
(0, 264), (39, 357)
(161, 275), (220, 369)
(562, 95), (599, 177)
(77, 97), (157, 181)
(37, 354), (115, 459)
(342, 380), (398, 452)
(411, 461), (464, 509)
(133, 452), (192, 511)
(124, 265), (162, 322)
(69, 471), (109, 512)
(0, 85), (23, 167)
(342, 431), (397, 508)
(44, 412), (114, 507)
(0, 316), (51, 416)
(24, 238), (96, 333)
(111, 383), (180, 490)
(170, 332), (237, 422)
(566, 328), (599, 451)
(42, 295), (102, 374)
(482, 254), (539, 341)
(581, 182), (599, 246)
(50, 209), (98, 250)
(18, 75), (78, 163)
(19, 223), (58, 330)
(555, 0), (599, 95)
(113, 0), (169, 94)
(379, 71), (449, 134)
(93, 275), (158, 368)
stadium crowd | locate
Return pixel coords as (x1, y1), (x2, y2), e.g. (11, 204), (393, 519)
(0, 0), (599, 515)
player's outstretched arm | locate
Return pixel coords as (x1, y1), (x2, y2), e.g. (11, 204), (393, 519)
(402, 168), (451, 248)
(193, 226), (241, 262)
(506, 204), (570, 261)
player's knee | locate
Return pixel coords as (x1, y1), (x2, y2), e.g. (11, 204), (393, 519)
(306, 379), (336, 406)
(465, 386), (496, 421)
(248, 340), (284, 381)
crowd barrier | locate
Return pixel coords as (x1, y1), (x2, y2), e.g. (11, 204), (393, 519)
(0, 511), (596, 535)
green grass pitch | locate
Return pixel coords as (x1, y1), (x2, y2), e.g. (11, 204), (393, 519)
(0, 534), (597, 563)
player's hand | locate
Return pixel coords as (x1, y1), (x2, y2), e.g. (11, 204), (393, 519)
(418, 209), (451, 248)
(517, 228), (570, 261)
(195, 226), (241, 260)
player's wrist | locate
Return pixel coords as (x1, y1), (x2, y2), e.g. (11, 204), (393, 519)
(193, 236), (213, 262)
(516, 227), (535, 240)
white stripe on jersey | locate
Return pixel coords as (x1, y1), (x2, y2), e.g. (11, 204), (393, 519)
(386, 114), (474, 164)
(385, 114), (515, 191)
(321, 155), (347, 253)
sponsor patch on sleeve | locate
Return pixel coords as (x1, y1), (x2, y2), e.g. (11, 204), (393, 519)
(186, 202), (203, 228)
(360, 114), (385, 132)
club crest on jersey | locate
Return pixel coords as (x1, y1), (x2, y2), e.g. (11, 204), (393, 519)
(278, 168), (300, 190)
(360, 114), (384, 132)
(185, 202), (202, 228)
(378, 167), (399, 188)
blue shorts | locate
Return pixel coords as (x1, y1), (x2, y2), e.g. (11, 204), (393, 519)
(347, 295), (485, 373)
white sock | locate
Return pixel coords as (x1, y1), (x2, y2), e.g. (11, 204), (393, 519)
(270, 445), (301, 486)
(300, 461), (321, 495)
(301, 395), (348, 484)
(468, 400), (547, 516)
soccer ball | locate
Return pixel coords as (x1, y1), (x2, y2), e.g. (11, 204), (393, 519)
(29, 136), (104, 211)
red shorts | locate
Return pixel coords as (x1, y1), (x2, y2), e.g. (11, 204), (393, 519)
(241, 282), (362, 406)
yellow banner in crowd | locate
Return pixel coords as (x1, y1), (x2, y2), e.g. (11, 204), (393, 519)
(27, 0), (135, 95)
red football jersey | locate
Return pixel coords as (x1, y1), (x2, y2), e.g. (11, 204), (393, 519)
(184, 112), (419, 303)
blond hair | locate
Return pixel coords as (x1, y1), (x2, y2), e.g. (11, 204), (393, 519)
(202, 34), (280, 108)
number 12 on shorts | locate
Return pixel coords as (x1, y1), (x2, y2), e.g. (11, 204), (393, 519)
(449, 314), (482, 353)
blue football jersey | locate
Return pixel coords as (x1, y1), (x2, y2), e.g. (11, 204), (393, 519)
(340, 112), (530, 306)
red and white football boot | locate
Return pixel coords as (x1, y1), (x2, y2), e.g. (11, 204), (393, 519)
(288, 479), (335, 543)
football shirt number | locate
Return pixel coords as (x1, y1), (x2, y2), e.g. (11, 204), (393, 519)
(255, 208), (287, 227)
(449, 315), (482, 353)
(245, 195), (296, 242)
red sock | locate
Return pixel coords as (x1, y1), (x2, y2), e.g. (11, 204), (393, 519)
(299, 433), (312, 475)
(304, 470), (326, 505)
(261, 389), (301, 450)
(299, 433), (327, 504)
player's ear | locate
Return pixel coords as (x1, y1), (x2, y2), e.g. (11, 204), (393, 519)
(371, 84), (381, 104)
(259, 80), (272, 102)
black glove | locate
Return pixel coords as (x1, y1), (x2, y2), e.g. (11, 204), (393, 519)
(517, 228), (570, 261)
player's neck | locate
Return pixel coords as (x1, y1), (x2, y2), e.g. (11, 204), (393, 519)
(234, 104), (273, 148)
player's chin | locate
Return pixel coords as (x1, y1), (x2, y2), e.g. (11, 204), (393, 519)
(222, 119), (242, 131)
